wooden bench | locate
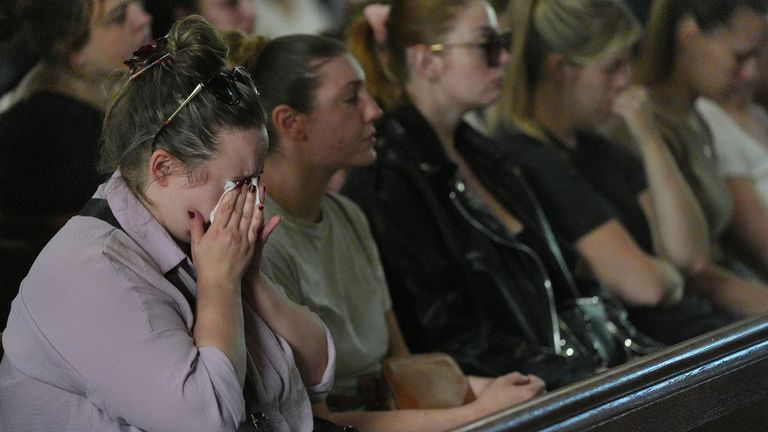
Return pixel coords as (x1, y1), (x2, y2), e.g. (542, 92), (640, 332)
(455, 314), (768, 432)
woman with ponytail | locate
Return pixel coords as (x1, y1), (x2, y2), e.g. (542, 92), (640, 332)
(492, 0), (721, 344)
(497, 0), (690, 306)
(615, 0), (768, 316)
(493, 0), (768, 343)
(0, 16), (334, 431)
(226, 29), (544, 432)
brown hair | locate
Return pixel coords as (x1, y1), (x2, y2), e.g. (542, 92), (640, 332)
(9, 0), (97, 66)
(345, 0), (475, 111)
(225, 30), (347, 155)
(634, 0), (768, 86)
(100, 15), (267, 202)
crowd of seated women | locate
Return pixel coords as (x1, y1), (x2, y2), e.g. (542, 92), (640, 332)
(2, 0), (768, 430)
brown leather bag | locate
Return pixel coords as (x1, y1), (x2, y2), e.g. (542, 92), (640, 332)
(358, 353), (475, 410)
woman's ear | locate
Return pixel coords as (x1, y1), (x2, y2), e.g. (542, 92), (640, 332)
(407, 44), (442, 82)
(542, 52), (570, 84)
(149, 148), (177, 186)
(677, 16), (702, 50)
(68, 43), (86, 71)
(272, 104), (306, 141)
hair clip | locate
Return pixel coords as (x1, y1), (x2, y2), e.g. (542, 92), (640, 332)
(124, 35), (170, 81)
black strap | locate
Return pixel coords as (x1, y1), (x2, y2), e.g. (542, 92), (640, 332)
(79, 198), (121, 230)
(78, 198), (272, 431)
(163, 266), (197, 311)
(510, 166), (583, 299)
(79, 199), (199, 307)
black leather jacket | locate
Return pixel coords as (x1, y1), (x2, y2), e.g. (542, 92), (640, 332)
(343, 105), (605, 389)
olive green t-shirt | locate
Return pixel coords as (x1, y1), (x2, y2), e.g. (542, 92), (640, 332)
(263, 193), (392, 397)
(646, 93), (734, 241)
(603, 91), (734, 245)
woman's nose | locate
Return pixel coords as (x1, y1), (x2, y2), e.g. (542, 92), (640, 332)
(132, 2), (152, 32)
(363, 90), (383, 123)
(497, 46), (512, 68)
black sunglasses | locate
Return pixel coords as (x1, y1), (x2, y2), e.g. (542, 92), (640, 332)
(429, 28), (512, 68)
(124, 35), (170, 81)
(152, 66), (260, 147)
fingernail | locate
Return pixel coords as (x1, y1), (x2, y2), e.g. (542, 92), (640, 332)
(249, 184), (257, 193)
(244, 178), (251, 185)
(188, 211), (194, 219)
(258, 204), (264, 211)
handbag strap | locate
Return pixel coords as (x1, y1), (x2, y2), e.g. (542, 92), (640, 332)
(78, 198), (271, 432)
(507, 165), (584, 300)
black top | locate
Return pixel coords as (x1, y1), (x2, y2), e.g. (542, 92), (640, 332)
(494, 126), (653, 253)
(0, 91), (105, 328)
(563, 131), (653, 251)
(494, 124), (733, 344)
(0, 91), (105, 217)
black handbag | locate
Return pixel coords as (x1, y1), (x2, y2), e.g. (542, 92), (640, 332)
(448, 168), (662, 368)
(559, 293), (661, 367)
(314, 416), (358, 432)
(510, 168), (664, 365)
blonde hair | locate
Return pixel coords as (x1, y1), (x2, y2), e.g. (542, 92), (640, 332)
(499, 0), (641, 137)
(346, 0), (474, 111)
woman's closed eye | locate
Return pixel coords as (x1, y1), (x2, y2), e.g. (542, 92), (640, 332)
(105, 0), (141, 26)
(345, 93), (359, 105)
(106, 6), (128, 25)
(603, 57), (630, 76)
(342, 82), (365, 105)
(232, 174), (261, 184)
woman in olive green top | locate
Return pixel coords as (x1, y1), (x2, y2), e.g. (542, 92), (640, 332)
(614, 0), (768, 315)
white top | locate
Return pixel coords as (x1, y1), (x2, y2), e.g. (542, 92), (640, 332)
(252, 0), (335, 37)
(697, 97), (768, 205)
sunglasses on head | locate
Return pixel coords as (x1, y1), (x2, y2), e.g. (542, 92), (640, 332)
(124, 35), (170, 81)
(152, 66), (260, 148)
(429, 28), (512, 68)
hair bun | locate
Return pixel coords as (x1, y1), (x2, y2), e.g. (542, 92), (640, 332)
(221, 29), (270, 74)
(165, 15), (229, 80)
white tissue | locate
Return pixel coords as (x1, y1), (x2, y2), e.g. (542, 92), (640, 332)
(209, 177), (261, 223)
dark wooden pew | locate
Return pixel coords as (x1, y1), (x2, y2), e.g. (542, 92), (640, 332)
(455, 314), (768, 432)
